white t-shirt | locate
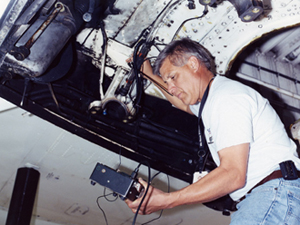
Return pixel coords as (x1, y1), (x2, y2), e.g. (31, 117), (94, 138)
(190, 75), (300, 201)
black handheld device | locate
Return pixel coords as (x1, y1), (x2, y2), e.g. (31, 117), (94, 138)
(280, 160), (298, 180)
(90, 163), (144, 201)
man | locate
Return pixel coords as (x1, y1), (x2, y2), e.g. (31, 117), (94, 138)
(126, 38), (300, 224)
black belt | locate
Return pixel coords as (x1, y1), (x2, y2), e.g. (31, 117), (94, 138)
(223, 161), (299, 214)
(239, 161), (300, 202)
(250, 170), (297, 193)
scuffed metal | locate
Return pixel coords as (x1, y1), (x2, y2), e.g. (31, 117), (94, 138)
(1, 1), (77, 78)
(104, 0), (172, 46)
(15, 0), (48, 25)
(10, 2), (64, 61)
(0, 0), (28, 47)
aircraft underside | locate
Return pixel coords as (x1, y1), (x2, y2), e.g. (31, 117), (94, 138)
(0, 0), (299, 224)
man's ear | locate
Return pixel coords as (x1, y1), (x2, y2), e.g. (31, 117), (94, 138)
(187, 56), (200, 72)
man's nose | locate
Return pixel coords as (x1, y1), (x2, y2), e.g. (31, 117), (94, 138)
(167, 82), (176, 95)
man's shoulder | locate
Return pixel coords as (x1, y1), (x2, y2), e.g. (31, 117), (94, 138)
(212, 75), (254, 96)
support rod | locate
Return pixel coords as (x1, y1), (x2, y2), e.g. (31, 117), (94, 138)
(6, 167), (40, 225)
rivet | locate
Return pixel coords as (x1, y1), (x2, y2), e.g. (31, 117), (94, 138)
(252, 8), (260, 13)
(243, 15), (252, 21)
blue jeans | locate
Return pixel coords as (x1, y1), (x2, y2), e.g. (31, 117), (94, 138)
(230, 178), (300, 225)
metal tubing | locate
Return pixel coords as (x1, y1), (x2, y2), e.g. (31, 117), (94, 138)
(24, 3), (64, 50)
(236, 72), (300, 101)
(6, 167), (40, 225)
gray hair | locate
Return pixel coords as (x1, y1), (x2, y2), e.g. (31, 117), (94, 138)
(153, 38), (215, 75)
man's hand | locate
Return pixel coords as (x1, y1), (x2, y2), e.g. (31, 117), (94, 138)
(125, 178), (170, 215)
(125, 143), (249, 216)
(126, 55), (153, 76)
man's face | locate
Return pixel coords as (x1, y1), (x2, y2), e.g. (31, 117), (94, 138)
(160, 57), (201, 106)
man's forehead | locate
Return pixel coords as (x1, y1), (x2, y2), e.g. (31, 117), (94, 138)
(159, 57), (173, 78)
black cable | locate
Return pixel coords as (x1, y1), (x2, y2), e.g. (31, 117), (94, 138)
(139, 71), (172, 96)
(142, 56), (157, 62)
(139, 57), (171, 94)
(172, 5), (208, 41)
(140, 173), (170, 225)
(150, 171), (161, 181)
(81, 28), (95, 47)
(96, 188), (118, 225)
(103, 188), (119, 203)
(132, 39), (147, 109)
(132, 168), (171, 225)
(95, 148), (122, 225)
(132, 162), (151, 225)
(153, 42), (166, 52)
(95, 157), (170, 225)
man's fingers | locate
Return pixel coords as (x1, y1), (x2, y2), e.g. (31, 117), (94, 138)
(126, 178), (156, 215)
(126, 54), (133, 63)
(138, 177), (148, 187)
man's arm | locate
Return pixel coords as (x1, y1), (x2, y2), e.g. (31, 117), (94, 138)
(126, 143), (249, 215)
